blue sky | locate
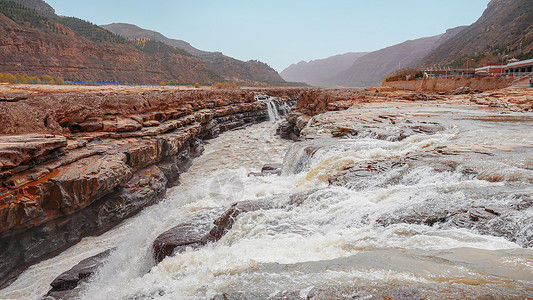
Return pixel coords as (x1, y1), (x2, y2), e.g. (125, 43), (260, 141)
(46, 0), (491, 72)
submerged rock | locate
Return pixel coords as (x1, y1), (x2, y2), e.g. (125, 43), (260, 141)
(152, 217), (214, 263)
(248, 163), (283, 177)
(44, 248), (114, 300)
(153, 199), (281, 263)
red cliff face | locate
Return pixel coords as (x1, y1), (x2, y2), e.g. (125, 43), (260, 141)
(0, 13), (216, 83)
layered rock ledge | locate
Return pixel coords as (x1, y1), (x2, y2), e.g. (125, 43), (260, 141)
(0, 86), (301, 288)
(278, 87), (533, 141)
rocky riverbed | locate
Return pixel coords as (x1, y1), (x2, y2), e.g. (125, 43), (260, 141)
(1, 84), (532, 299)
(0, 85), (300, 288)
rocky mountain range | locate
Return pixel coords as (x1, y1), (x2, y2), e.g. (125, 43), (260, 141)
(281, 27), (466, 87)
(282, 0), (532, 87)
(0, 0), (285, 84)
(422, 0), (533, 68)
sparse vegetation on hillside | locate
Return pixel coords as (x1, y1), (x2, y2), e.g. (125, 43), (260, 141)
(0, 0), (60, 32)
(55, 17), (128, 43)
(134, 39), (193, 57)
(382, 69), (423, 83)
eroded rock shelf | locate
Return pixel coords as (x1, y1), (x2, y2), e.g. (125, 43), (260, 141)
(0, 88), (300, 288)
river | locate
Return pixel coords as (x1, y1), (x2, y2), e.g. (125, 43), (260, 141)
(1, 102), (532, 299)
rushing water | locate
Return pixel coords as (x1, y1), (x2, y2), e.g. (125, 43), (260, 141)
(1, 103), (532, 299)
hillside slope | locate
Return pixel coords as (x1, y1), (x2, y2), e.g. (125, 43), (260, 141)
(280, 52), (368, 86)
(8, 0), (54, 16)
(101, 23), (208, 56)
(0, 2), (215, 83)
(0, 0), (285, 84)
(102, 23), (285, 84)
(423, 0), (533, 67)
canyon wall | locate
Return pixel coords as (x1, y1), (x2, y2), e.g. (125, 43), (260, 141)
(0, 87), (301, 288)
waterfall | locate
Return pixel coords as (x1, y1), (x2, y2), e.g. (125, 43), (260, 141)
(266, 101), (281, 121)
(3, 104), (533, 300)
(257, 94), (284, 121)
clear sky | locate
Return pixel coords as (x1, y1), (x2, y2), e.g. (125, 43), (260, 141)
(45, 0), (491, 72)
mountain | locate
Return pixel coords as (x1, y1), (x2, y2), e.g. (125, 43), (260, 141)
(102, 23), (285, 84)
(280, 52), (368, 86)
(101, 23), (208, 56)
(328, 27), (466, 87)
(423, 0), (533, 68)
(8, 0), (54, 17)
(0, 0), (285, 84)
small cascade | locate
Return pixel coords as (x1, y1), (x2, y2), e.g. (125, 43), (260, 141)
(256, 94), (285, 121)
(266, 101), (281, 121)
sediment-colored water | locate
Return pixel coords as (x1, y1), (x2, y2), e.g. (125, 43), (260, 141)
(1, 103), (532, 299)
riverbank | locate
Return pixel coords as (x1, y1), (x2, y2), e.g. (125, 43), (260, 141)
(0, 85), (300, 288)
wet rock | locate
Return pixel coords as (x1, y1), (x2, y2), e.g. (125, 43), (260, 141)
(261, 163), (282, 173)
(212, 292), (270, 300)
(0, 94), (29, 102)
(277, 121), (300, 141)
(46, 248), (114, 298)
(0, 134), (67, 171)
(209, 200), (279, 241)
(152, 217), (214, 263)
(331, 127), (357, 138)
(248, 163), (283, 177)
(445, 86), (482, 95)
(329, 158), (408, 189)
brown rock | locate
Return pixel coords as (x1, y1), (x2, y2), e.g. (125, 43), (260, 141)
(102, 116), (142, 132)
(45, 248), (114, 299)
(152, 218), (214, 263)
(0, 134), (67, 171)
(209, 200), (279, 240)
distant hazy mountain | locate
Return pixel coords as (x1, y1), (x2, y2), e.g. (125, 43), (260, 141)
(280, 52), (368, 86)
(102, 23), (285, 84)
(423, 0), (533, 67)
(329, 27), (466, 87)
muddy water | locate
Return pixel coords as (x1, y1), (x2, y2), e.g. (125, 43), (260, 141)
(1, 103), (532, 299)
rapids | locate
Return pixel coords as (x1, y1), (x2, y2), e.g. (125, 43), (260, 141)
(1, 103), (532, 299)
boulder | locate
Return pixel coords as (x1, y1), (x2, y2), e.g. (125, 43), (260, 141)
(45, 248), (114, 299)
(152, 218), (214, 263)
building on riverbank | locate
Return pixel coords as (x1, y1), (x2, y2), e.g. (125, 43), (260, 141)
(423, 58), (533, 79)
